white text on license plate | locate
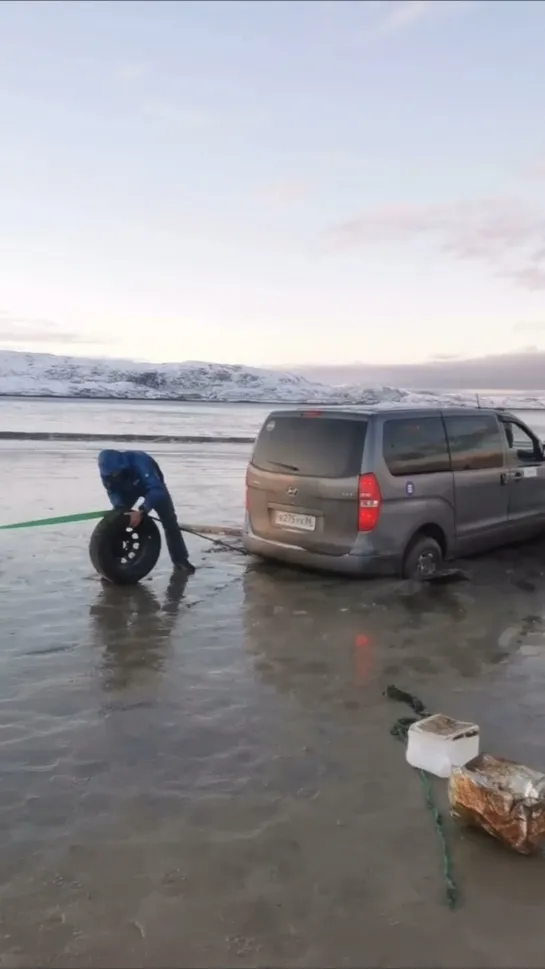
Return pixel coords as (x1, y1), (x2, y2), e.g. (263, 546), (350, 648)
(274, 511), (316, 531)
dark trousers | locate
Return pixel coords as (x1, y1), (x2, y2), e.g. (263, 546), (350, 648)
(154, 493), (189, 566)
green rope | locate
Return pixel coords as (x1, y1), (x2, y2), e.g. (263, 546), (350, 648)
(418, 767), (459, 909)
(0, 510), (108, 531)
(385, 684), (460, 909)
(0, 511), (246, 557)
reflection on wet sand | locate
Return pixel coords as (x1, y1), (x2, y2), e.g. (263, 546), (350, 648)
(4, 435), (545, 965)
(89, 574), (189, 690)
(241, 559), (522, 695)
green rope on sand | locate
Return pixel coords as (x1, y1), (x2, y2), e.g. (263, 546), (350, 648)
(0, 510), (108, 531)
(385, 684), (460, 910)
(418, 767), (459, 910)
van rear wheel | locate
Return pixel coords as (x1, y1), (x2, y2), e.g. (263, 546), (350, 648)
(402, 535), (443, 580)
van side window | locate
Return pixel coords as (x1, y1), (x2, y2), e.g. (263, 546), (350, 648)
(444, 415), (504, 471)
(501, 421), (542, 466)
(383, 417), (450, 476)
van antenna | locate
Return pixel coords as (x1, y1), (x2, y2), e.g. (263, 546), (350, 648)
(476, 393), (481, 409)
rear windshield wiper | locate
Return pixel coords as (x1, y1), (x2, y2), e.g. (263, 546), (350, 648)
(268, 460), (300, 472)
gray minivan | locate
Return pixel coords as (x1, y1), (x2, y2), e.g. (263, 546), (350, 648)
(242, 406), (545, 579)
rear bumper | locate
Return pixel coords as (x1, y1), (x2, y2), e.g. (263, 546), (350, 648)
(242, 525), (400, 577)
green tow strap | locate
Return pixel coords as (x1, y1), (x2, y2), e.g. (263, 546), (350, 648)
(0, 510), (108, 531)
(385, 684), (459, 909)
(0, 510), (248, 558)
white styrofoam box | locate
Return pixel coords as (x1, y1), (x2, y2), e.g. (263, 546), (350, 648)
(406, 714), (480, 779)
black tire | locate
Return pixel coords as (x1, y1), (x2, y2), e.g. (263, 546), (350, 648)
(402, 535), (443, 580)
(89, 510), (162, 585)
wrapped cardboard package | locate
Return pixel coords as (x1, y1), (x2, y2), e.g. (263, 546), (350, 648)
(449, 753), (545, 854)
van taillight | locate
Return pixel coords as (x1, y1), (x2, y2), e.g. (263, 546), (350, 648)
(358, 473), (381, 531)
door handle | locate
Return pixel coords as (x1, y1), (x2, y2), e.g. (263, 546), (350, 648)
(500, 472), (508, 485)
(512, 470), (524, 481)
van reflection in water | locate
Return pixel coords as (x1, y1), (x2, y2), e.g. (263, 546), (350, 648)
(241, 564), (376, 706)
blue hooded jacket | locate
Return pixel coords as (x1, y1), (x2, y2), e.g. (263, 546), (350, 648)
(98, 450), (169, 513)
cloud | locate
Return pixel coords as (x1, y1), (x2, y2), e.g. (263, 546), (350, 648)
(289, 351), (545, 391)
(324, 197), (545, 290)
(377, 0), (434, 31)
(505, 266), (545, 291)
(0, 314), (115, 347)
(371, 0), (471, 35)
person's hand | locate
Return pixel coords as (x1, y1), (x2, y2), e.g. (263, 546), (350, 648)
(128, 509), (143, 528)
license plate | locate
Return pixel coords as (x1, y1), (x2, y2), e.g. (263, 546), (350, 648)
(274, 511), (316, 531)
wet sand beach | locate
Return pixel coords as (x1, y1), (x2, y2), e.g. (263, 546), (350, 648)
(3, 427), (545, 966)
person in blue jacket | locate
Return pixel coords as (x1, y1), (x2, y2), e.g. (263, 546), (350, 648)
(98, 449), (195, 574)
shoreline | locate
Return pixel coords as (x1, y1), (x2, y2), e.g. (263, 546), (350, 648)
(2, 394), (545, 410)
(0, 431), (255, 443)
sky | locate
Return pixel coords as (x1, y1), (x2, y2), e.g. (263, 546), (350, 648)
(1, 0), (545, 368)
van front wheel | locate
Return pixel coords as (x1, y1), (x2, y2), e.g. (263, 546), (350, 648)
(402, 535), (443, 580)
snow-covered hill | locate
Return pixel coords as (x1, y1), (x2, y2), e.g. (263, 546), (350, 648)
(0, 349), (542, 409)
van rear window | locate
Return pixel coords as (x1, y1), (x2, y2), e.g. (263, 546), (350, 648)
(252, 416), (367, 478)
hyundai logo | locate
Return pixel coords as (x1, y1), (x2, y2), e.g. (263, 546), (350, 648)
(287, 487), (298, 497)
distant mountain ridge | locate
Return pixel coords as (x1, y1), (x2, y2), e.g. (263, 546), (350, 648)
(0, 349), (543, 409)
